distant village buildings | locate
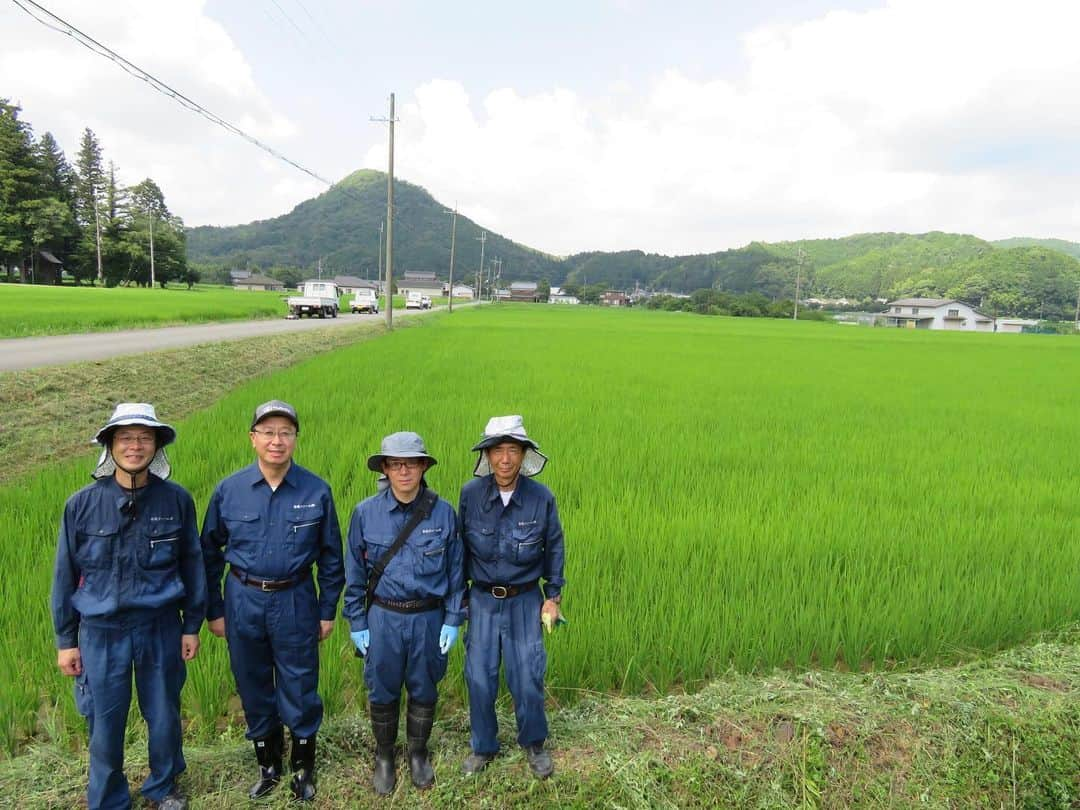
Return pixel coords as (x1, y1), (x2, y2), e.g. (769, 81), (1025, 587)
(882, 298), (994, 331)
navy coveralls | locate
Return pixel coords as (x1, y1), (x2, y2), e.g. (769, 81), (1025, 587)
(343, 487), (465, 704)
(458, 474), (565, 753)
(201, 462), (344, 740)
(51, 475), (206, 810)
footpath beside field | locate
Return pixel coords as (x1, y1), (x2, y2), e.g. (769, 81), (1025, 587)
(2, 625), (1077, 808)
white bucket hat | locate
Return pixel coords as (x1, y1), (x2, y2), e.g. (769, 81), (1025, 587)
(471, 415), (548, 477)
(92, 402), (176, 480)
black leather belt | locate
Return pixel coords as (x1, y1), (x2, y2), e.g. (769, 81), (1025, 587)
(372, 596), (443, 613)
(231, 567), (308, 592)
(472, 580), (539, 599)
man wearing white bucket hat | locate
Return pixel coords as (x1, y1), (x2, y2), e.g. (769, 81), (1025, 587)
(51, 403), (206, 810)
(200, 399), (344, 802)
(343, 431), (465, 794)
(457, 415), (565, 779)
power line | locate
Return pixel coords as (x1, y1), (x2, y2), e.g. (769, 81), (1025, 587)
(10, 0), (357, 200)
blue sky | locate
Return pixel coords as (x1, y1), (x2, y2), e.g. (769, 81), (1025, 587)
(3, 1), (1080, 256)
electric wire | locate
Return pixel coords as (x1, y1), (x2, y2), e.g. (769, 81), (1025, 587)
(9, 0), (366, 202)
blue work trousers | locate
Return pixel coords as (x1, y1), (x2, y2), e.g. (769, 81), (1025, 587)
(464, 587), (548, 753)
(224, 574), (323, 739)
(79, 611), (186, 810)
(363, 605), (447, 705)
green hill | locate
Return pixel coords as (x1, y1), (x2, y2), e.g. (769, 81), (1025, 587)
(187, 170), (562, 282)
(187, 172), (1080, 318)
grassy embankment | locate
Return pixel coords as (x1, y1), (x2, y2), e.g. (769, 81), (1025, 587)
(0, 305), (1077, 806)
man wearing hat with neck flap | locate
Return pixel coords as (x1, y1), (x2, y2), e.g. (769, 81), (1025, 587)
(343, 431), (465, 795)
(200, 400), (344, 802)
(51, 403), (206, 810)
(458, 415), (565, 779)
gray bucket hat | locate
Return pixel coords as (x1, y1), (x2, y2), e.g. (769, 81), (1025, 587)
(366, 431), (438, 472)
(472, 415), (548, 477)
(251, 399), (300, 431)
(92, 402), (176, 480)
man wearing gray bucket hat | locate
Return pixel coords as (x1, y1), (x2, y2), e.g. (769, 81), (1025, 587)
(200, 400), (344, 802)
(343, 432), (465, 794)
(51, 403), (207, 810)
(457, 415), (565, 779)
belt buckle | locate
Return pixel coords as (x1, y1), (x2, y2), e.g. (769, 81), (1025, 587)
(261, 579), (273, 591)
(491, 585), (508, 599)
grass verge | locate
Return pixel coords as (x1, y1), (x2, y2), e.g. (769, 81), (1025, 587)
(2, 624), (1076, 809)
(0, 317), (396, 485)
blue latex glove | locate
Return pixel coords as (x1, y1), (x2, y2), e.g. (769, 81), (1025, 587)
(351, 630), (370, 656)
(439, 624), (459, 655)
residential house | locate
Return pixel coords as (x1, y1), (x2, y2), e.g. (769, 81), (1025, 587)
(234, 274), (284, 292)
(600, 290), (629, 307)
(398, 270), (443, 298)
(548, 286), (580, 305)
(449, 283), (474, 299)
(333, 275), (381, 295)
(509, 281), (540, 302)
(883, 298), (993, 331)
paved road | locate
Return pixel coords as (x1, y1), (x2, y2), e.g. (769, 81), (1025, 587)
(0, 306), (450, 372)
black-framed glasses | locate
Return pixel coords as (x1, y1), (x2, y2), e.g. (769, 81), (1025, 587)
(385, 459), (424, 471)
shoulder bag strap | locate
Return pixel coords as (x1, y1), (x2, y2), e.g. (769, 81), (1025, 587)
(365, 488), (438, 612)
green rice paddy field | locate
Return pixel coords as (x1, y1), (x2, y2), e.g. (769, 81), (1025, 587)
(2, 305), (1079, 753)
(0, 283), (287, 336)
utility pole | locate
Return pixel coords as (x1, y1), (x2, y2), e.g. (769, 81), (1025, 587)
(445, 203), (457, 313)
(1074, 282), (1080, 329)
(147, 203), (155, 288)
(475, 231), (487, 302)
(494, 258), (502, 302)
(793, 247), (806, 321)
(372, 93), (397, 328)
(377, 220), (384, 292)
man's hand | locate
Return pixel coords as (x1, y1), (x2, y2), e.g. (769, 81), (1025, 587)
(57, 647), (82, 676)
(181, 634), (200, 661)
(208, 617), (226, 638)
(319, 619), (335, 642)
(541, 599), (561, 633)
(350, 629), (370, 656)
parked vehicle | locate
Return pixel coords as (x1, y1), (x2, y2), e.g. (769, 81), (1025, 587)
(287, 281), (340, 318)
(406, 292), (433, 310)
(350, 289), (380, 314)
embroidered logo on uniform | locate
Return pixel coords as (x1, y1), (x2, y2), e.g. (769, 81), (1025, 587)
(293, 503), (317, 509)
(421, 527), (442, 534)
(517, 520), (538, 527)
(149, 515), (177, 522)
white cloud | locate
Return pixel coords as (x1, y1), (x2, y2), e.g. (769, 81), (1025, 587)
(366, 0), (1080, 254)
(0, 0), (318, 226)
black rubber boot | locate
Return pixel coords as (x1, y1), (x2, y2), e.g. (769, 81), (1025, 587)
(248, 726), (283, 800)
(288, 733), (317, 802)
(370, 701), (400, 796)
(406, 700), (436, 789)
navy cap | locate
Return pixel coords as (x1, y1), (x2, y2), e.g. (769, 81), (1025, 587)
(250, 399), (299, 431)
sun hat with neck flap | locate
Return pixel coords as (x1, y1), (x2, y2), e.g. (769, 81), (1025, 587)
(471, 415), (548, 477)
(92, 402), (176, 480)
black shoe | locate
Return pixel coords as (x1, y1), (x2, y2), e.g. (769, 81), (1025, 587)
(289, 733), (317, 802)
(157, 791), (188, 810)
(524, 743), (554, 779)
(370, 701), (400, 795)
(406, 700), (436, 789)
(461, 751), (496, 776)
(248, 727), (284, 800)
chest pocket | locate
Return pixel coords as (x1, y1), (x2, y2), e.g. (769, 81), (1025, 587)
(287, 505), (324, 546)
(512, 523), (544, 564)
(140, 519), (182, 569)
(75, 521), (119, 571)
(222, 511), (261, 544)
(468, 526), (498, 562)
(415, 529), (447, 576)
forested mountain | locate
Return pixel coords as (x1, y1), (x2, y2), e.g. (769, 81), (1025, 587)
(186, 170), (1080, 319)
(992, 237), (1080, 260)
(187, 170), (561, 283)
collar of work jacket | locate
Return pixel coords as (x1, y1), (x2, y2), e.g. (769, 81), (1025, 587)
(480, 474), (528, 509)
(240, 461), (300, 490)
(379, 484), (430, 514)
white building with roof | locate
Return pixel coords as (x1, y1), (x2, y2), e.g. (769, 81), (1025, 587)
(883, 298), (994, 331)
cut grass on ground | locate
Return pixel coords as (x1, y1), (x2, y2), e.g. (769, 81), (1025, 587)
(2, 624), (1077, 809)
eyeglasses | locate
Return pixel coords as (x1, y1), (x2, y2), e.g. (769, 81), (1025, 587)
(384, 459), (424, 471)
(114, 432), (156, 446)
(252, 428), (297, 440)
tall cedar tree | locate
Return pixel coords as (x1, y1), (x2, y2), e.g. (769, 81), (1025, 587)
(74, 128), (105, 284)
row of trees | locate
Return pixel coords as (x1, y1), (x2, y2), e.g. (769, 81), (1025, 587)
(0, 100), (193, 287)
(642, 289), (829, 320)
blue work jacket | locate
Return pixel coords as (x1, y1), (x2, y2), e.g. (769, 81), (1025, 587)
(201, 462), (344, 622)
(458, 475), (565, 600)
(343, 487), (465, 633)
(51, 475), (207, 649)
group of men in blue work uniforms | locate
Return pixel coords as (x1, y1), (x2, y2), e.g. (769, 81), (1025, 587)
(52, 401), (566, 808)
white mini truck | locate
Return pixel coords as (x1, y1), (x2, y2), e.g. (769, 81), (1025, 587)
(350, 288), (380, 314)
(287, 281), (340, 318)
